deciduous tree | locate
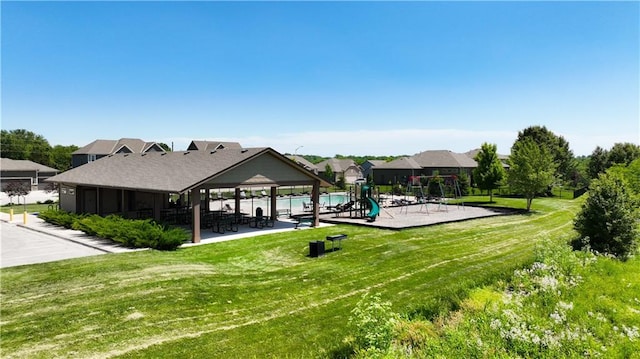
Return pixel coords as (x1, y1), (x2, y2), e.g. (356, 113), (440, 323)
(507, 138), (556, 211)
(473, 142), (506, 202)
(574, 171), (639, 259)
(516, 126), (574, 186)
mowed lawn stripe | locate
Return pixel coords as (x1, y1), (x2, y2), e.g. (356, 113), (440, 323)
(0, 198), (580, 358)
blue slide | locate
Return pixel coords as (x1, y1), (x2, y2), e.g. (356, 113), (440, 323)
(366, 197), (380, 222)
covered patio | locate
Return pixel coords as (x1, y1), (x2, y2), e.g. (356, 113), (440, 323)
(46, 146), (331, 243)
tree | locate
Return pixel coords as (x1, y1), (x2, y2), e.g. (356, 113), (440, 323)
(607, 142), (640, 167)
(50, 145), (79, 171)
(324, 164), (335, 183)
(507, 138), (557, 211)
(573, 172), (639, 259)
(158, 142), (172, 152)
(588, 146), (609, 179)
(516, 126), (574, 185)
(473, 142), (506, 202)
(4, 181), (31, 205)
(0, 129), (53, 166)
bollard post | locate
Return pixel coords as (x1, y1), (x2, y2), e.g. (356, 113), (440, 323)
(23, 211), (28, 224)
(9, 208), (13, 221)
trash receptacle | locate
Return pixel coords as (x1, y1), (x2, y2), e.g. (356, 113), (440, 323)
(309, 241), (325, 258)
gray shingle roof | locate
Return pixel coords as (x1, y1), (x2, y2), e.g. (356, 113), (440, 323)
(73, 138), (162, 155)
(411, 150), (478, 168)
(48, 147), (330, 193)
(288, 155), (318, 172)
(374, 157), (422, 169)
(316, 158), (358, 172)
(0, 158), (59, 173)
(187, 141), (242, 151)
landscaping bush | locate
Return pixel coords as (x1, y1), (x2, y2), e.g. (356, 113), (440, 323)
(573, 172), (639, 260)
(348, 292), (397, 357)
(38, 209), (78, 229)
(38, 210), (188, 250)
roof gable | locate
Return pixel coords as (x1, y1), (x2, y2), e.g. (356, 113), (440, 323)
(73, 138), (164, 155)
(187, 140), (242, 151)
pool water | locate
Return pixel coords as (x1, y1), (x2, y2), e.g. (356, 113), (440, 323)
(235, 193), (349, 214)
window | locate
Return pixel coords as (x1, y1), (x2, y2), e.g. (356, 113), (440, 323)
(88, 154), (97, 162)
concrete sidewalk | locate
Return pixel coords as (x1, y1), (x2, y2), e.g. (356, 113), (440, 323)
(0, 210), (331, 254)
(0, 211), (139, 254)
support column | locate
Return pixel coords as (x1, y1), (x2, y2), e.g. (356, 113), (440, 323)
(205, 188), (211, 212)
(235, 188), (241, 215)
(312, 181), (320, 227)
(191, 188), (201, 243)
(121, 189), (125, 217)
(270, 186), (277, 220)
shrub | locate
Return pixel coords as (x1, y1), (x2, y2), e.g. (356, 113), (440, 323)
(38, 209), (78, 229)
(38, 210), (188, 250)
(348, 292), (397, 356)
(573, 172), (639, 260)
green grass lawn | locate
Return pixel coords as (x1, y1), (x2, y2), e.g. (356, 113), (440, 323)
(0, 202), (57, 214)
(0, 197), (581, 358)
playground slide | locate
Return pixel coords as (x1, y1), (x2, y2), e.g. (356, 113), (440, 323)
(366, 197), (380, 221)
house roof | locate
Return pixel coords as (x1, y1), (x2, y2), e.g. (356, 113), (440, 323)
(0, 158), (59, 173)
(287, 155), (318, 172)
(187, 141), (243, 151)
(411, 150), (478, 168)
(316, 158), (359, 172)
(364, 160), (387, 167)
(374, 157), (422, 170)
(47, 147), (330, 194)
(464, 148), (509, 161)
(72, 138), (164, 155)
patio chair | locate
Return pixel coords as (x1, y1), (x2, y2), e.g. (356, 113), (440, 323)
(250, 207), (274, 228)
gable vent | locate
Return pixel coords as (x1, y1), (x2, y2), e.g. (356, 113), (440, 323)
(210, 150), (216, 154)
(241, 149), (248, 153)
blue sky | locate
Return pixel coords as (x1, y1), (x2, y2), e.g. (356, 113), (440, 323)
(2, 1), (638, 157)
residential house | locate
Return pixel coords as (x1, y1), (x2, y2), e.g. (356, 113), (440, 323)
(71, 138), (166, 168)
(371, 150), (478, 185)
(316, 158), (363, 184)
(464, 148), (510, 169)
(1, 158), (59, 191)
(361, 160), (386, 180)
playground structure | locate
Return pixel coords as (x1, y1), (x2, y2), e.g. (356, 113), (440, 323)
(336, 179), (381, 222)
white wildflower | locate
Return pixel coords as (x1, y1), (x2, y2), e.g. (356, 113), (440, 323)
(622, 325), (639, 340)
(557, 301), (574, 311)
(538, 275), (559, 291)
(550, 311), (565, 324)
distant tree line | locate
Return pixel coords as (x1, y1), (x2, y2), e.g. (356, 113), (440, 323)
(1, 129), (174, 172)
(1, 129), (79, 171)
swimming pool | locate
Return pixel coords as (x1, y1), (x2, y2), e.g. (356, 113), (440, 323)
(230, 193), (350, 214)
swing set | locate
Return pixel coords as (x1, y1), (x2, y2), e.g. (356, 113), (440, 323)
(404, 175), (465, 213)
